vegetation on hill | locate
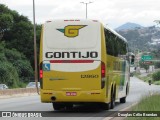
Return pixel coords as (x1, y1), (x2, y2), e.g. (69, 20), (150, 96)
(117, 26), (160, 52)
(0, 4), (41, 88)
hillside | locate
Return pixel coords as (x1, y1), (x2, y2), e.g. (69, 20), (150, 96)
(116, 26), (160, 52)
(116, 22), (143, 31)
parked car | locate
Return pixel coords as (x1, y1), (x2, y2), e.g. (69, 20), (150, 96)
(0, 84), (8, 90)
(26, 82), (40, 88)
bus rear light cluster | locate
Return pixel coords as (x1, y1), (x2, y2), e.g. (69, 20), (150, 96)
(39, 62), (43, 79)
(101, 61), (105, 78)
(101, 61), (106, 89)
(40, 70), (43, 79)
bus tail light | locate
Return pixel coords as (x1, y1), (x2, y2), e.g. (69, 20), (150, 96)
(39, 62), (43, 79)
(39, 62), (43, 89)
(40, 70), (43, 79)
(101, 61), (106, 89)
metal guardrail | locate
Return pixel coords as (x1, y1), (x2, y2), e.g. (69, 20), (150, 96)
(0, 88), (37, 96)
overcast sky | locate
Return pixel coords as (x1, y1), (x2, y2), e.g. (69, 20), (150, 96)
(1, 0), (160, 28)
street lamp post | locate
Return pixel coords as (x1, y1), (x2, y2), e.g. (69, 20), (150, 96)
(80, 1), (93, 19)
(33, 0), (39, 94)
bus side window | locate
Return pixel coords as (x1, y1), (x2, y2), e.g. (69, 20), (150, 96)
(104, 28), (113, 56)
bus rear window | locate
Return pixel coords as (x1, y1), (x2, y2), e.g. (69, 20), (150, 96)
(43, 22), (100, 49)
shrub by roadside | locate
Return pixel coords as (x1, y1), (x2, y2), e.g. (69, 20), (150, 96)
(152, 70), (160, 82)
(135, 70), (160, 85)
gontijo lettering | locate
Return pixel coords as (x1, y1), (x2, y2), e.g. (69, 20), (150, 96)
(45, 51), (98, 58)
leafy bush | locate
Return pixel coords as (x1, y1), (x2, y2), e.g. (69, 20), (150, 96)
(155, 62), (160, 69)
(13, 60), (33, 82)
(152, 70), (160, 81)
(0, 42), (34, 88)
(0, 61), (19, 88)
(154, 81), (160, 85)
(5, 48), (34, 79)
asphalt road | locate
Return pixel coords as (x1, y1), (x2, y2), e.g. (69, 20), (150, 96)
(0, 76), (160, 120)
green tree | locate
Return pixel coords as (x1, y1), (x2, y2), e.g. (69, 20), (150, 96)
(0, 41), (6, 61)
(4, 48), (34, 82)
(0, 4), (42, 88)
(0, 42), (33, 88)
(139, 61), (149, 72)
(13, 60), (33, 82)
(0, 4), (13, 40)
(0, 4), (42, 71)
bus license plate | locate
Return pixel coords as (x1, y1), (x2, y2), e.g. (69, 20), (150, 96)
(66, 92), (77, 96)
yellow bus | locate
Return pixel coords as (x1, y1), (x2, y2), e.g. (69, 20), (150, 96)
(39, 20), (130, 110)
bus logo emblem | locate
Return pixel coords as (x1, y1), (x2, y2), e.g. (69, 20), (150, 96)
(57, 25), (87, 38)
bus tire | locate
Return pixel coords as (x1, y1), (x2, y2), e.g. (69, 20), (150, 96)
(120, 84), (127, 103)
(110, 89), (115, 109)
(52, 102), (65, 110)
(126, 84), (129, 95)
(120, 97), (126, 103)
(101, 103), (110, 110)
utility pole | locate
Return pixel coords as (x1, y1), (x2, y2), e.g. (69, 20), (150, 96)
(33, 0), (39, 94)
(80, 1), (93, 19)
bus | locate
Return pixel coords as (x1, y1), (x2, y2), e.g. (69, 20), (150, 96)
(39, 20), (130, 110)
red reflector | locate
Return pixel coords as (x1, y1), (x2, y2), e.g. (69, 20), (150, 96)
(50, 60), (94, 63)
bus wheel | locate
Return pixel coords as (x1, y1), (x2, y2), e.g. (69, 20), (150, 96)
(110, 90), (115, 109)
(120, 84), (127, 103)
(101, 103), (110, 110)
(52, 102), (65, 110)
(120, 97), (126, 103)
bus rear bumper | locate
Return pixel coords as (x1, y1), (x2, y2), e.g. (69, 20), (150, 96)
(40, 89), (108, 103)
